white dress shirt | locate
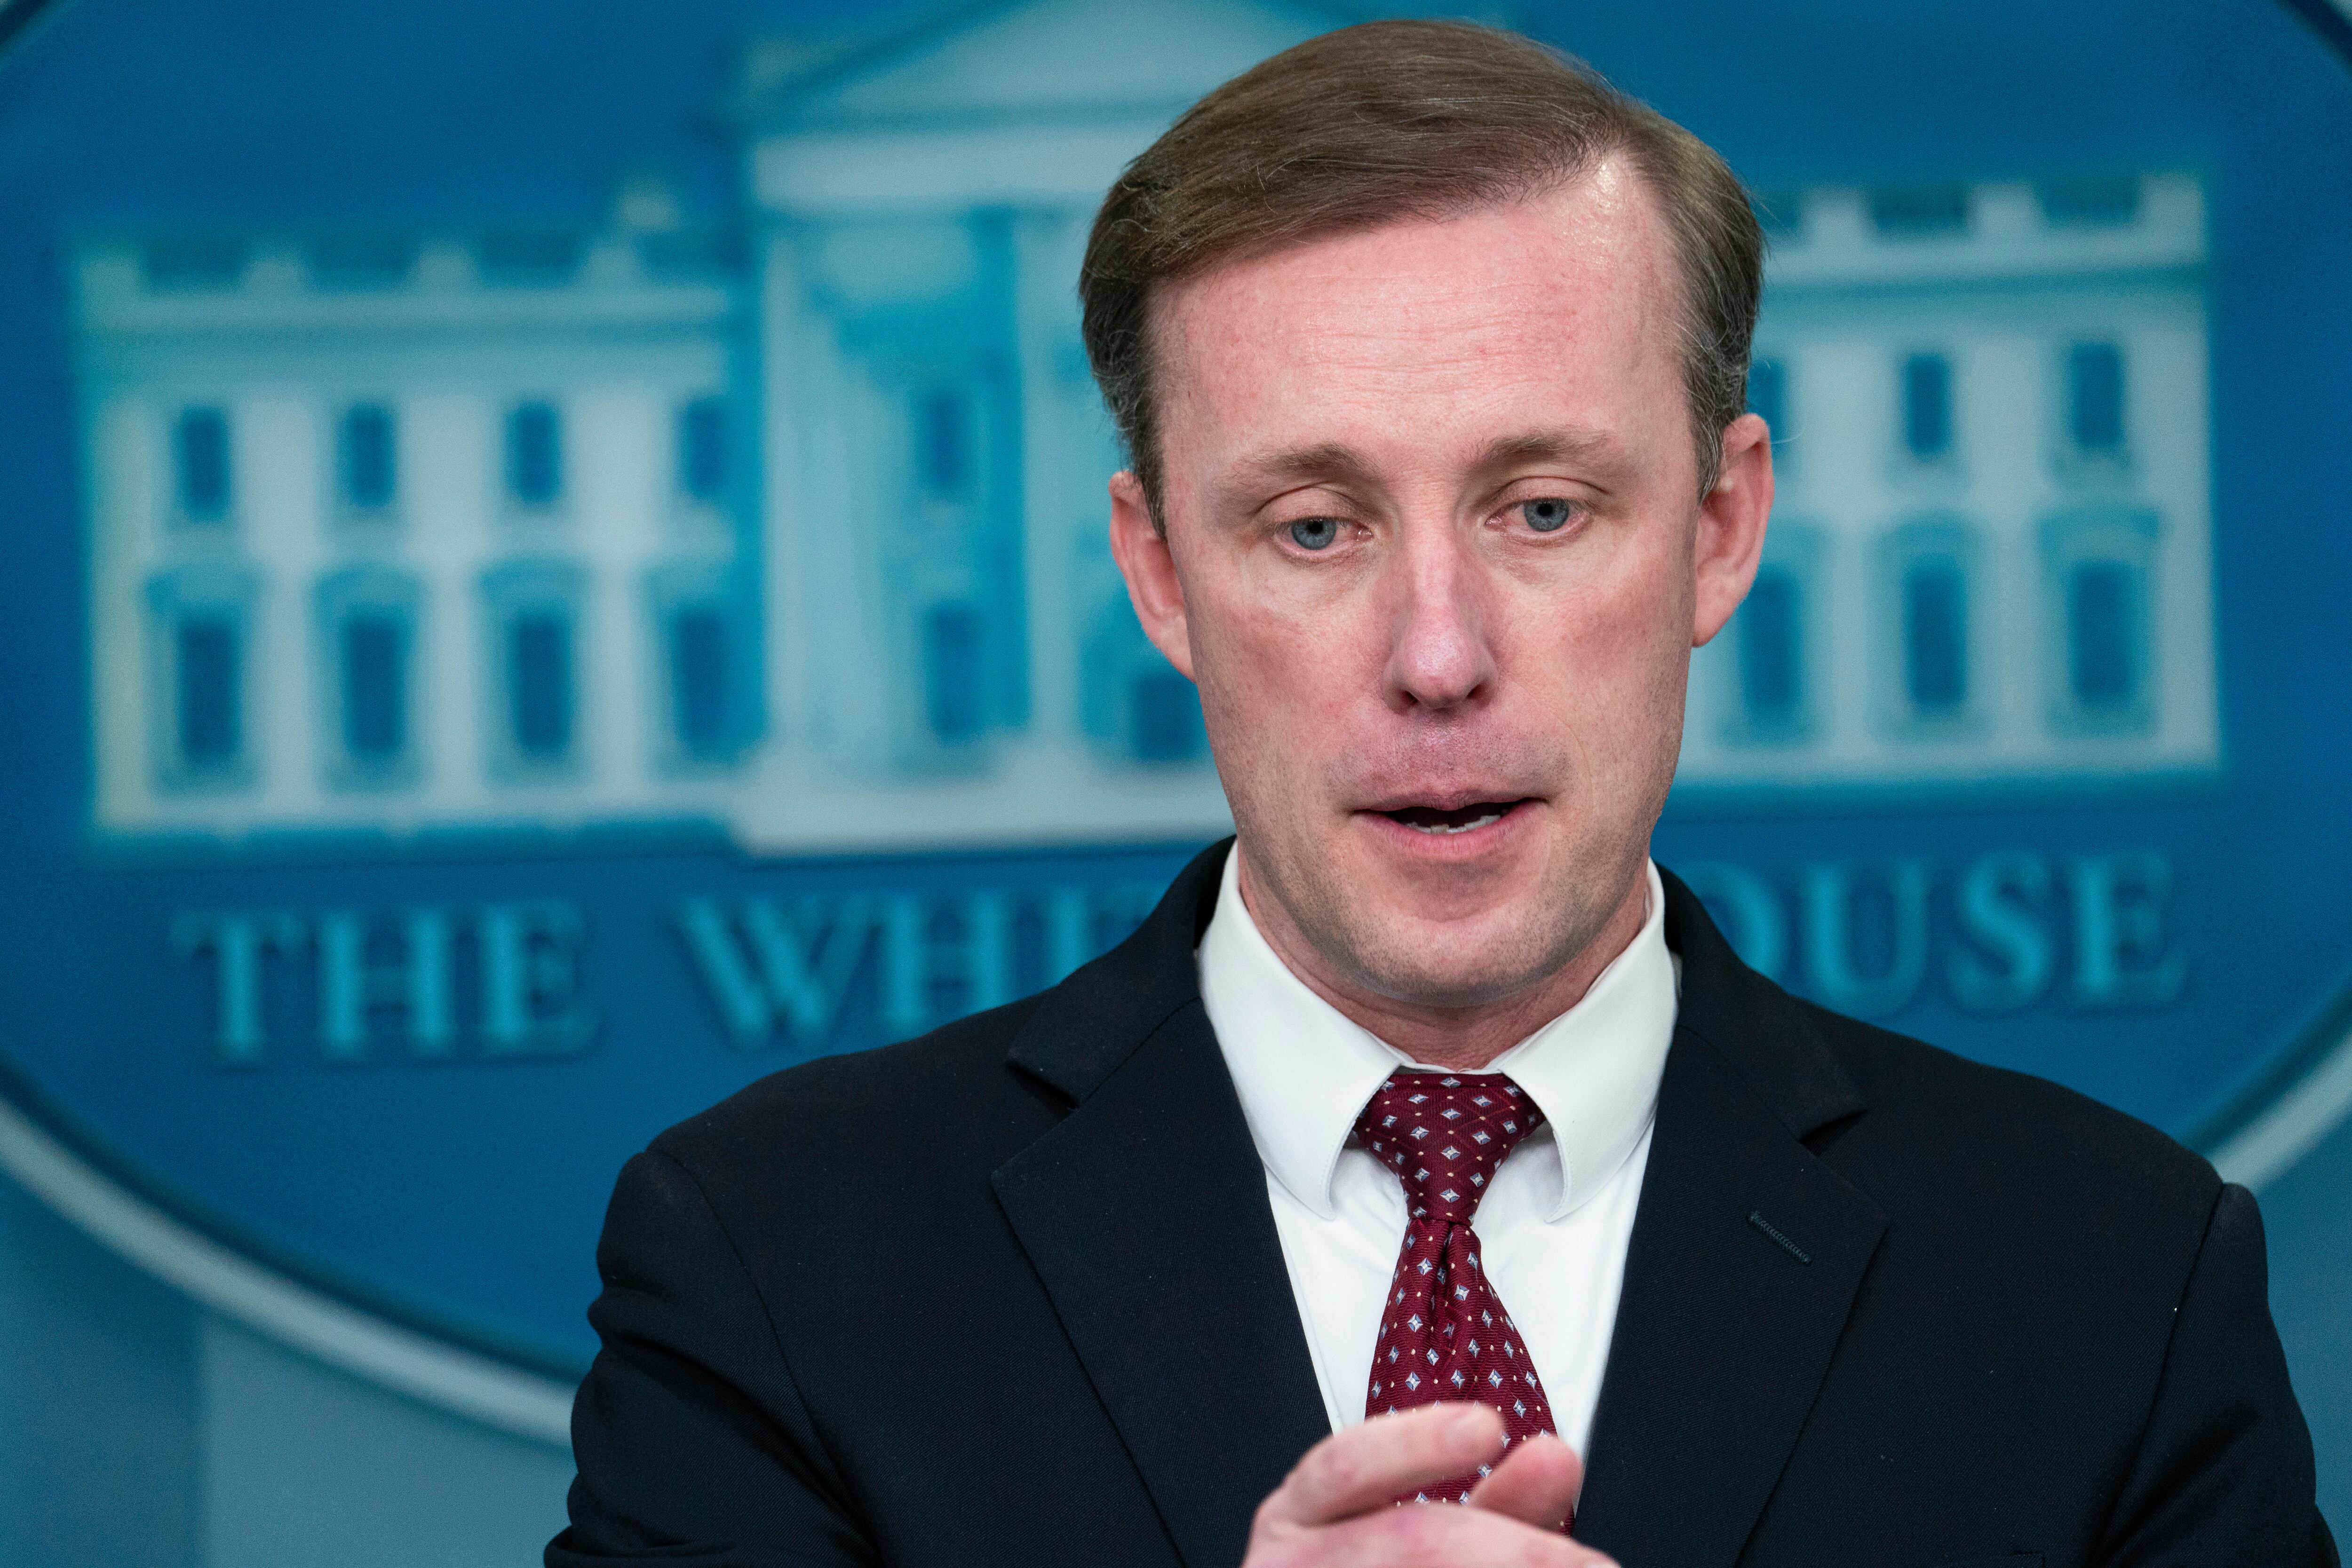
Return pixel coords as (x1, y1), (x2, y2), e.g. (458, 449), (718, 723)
(1197, 848), (1679, 1452)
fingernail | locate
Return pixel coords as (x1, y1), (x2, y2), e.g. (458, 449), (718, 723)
(1450, 1407), (1488, 1441)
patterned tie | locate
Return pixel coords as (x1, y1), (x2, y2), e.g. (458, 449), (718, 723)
(1354, 1070), (1557, 1505)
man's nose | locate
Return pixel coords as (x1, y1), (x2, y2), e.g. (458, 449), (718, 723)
(1379, 525), (1497, 712)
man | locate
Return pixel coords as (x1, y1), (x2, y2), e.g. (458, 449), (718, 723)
(551, 21), (2334, 1568)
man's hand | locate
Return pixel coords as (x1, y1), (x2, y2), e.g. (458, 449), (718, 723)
(1244, 1405), (1618, 1567)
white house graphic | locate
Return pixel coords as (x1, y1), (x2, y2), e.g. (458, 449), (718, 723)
(71, 0), (2220, 853)
(1679, 172), (2216, 795)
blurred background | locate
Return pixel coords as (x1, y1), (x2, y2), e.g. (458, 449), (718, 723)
(0, 0), (2347, 1561)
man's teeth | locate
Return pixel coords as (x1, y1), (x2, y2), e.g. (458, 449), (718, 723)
(1408, 810), (1504, 834)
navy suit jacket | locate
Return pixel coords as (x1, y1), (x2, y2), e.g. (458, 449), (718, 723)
(550, 840), (2336, 1568)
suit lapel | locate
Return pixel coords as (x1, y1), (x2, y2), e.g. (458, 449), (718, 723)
(993, 842), (1329, 1568)
(990, 850), (1890, 1568)
(1574, 873), (1889, 1568)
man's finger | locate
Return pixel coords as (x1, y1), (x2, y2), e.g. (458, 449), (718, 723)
(1466, 1432), (1583, 1532)
(1307, 1492), (1619, 1568)
(1257, 1405), (1507, 1528)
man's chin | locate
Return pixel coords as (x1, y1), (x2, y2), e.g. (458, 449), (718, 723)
(1240, 805), (1603, 1009)
(1314, 900), (1578, 1014)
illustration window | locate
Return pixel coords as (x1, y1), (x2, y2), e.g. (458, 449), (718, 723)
(174, 405), (232, 523)
(505, 400), (562, 509)
(340, 403), (397, 513)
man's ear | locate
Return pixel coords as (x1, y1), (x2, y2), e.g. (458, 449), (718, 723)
(1691, 411), (1773, 648)
(1108, 470), (1197, 680)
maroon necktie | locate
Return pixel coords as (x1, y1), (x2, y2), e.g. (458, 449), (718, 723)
(1355, 1071), (1558, 1505)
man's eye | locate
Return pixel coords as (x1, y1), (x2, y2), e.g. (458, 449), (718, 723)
(1289, 517), (1341, 551)
(1520, 498), (1577, 533)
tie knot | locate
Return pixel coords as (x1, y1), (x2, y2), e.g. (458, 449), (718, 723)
(1352, 1071), (1544, 1227)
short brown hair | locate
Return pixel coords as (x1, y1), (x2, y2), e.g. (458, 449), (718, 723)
(1079, 19), (1763, 525)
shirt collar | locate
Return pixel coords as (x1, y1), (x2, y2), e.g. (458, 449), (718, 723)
(1198, 847), (1678, 1224)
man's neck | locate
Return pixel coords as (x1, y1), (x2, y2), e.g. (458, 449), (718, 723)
(1233, 854), (1653, 1072)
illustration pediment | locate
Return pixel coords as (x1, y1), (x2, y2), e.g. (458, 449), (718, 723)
(731, 0), (1461, 130)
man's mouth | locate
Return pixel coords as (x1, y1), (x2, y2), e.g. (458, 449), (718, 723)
(1379, 800), (1529, 835)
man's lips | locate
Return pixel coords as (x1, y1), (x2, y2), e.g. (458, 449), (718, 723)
(1365, 798), (1537, 835)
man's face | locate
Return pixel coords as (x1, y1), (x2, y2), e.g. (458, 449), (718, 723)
(1111, 159), (1770, 1014)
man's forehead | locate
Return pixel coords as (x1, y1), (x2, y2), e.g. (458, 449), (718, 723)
(1148, 165), (1684, 492)
(1155, 157), (1672, 340)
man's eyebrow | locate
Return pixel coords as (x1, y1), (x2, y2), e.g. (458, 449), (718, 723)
(1476, 428), (1624, 471)
(1228, 442), (1379, 491)
(1224, 430), (1629, 499)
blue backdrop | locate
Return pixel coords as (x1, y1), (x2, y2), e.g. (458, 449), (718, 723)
(0, 0), (2346, 1559)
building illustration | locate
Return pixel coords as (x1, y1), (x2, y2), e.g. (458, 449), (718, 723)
(72, 0), (2220, 853)
(1679, 171), (2217, 795)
